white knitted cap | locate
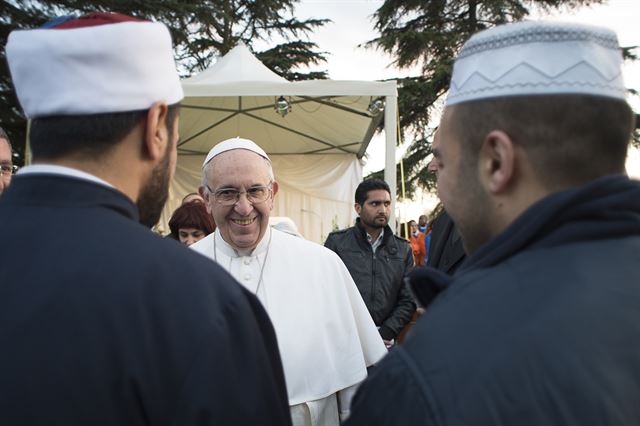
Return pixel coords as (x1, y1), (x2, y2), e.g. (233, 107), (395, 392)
(446, 21), (626, 106)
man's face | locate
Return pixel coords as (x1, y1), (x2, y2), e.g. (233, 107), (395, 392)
(203, 149), (276, 252)
(0, 138), (13, 195)
(356, 189), (391, 229)
(436, 107), (491, 254)
(137, 115), (179, 227)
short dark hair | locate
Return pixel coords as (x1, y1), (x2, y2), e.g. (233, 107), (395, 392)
(355, 178), (390, 205)
(168, 201), (216, 239)
(449, 95), (633, 190)
(29, 104), (180, 160)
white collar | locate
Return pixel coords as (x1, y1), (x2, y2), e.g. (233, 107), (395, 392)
(366, 228), (384, 253)
(214, 225), (273, 258)
(17, 164), (114, 189)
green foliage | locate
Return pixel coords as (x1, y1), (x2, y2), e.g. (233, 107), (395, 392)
(365, 0), (636, 197)
(0, 0), (329, 166)
(257, 40), (328, 81)
(168, 0), (329, 77)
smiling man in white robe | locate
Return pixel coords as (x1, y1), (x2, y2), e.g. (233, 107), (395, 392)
(191, 137), (387, 425)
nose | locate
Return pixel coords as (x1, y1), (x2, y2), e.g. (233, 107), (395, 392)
(233, 192), (254, 216)
(427, 159), (438, 173)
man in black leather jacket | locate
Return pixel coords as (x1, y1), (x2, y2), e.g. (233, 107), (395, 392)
(325, 179), (415, 346)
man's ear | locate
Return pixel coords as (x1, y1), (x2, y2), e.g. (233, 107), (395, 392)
(143, 101), (170, 161)
(198, 185), (207, 200)
(198, 185), (213, 215)
(478, 130), (515, 194)
(354, 203), (362, 216)
(268, 181), (279, 211)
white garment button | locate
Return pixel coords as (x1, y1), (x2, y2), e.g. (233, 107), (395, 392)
(244, 274), (251, 281)
(243, 258), (251, 265)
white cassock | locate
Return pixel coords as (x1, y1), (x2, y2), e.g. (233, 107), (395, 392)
(192, 227), (387, 425)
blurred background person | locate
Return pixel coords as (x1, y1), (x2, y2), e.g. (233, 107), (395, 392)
(182, 191), (204, 204)
(425, 131), (466, 274)
(270, 216), (302, 238)
(168, 200), (215, 246)
(408, 220), (426, 267)
(0, 126), (14, 196)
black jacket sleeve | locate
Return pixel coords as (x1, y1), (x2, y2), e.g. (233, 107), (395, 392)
(171, 289), (292, 426)
(379, 246), (416, 340)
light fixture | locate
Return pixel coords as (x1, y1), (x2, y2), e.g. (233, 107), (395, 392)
(275, 96), (291, 117)
(367, 98), (385, 116)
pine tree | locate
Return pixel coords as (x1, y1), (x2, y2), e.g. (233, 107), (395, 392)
(365, 0), (635, 198)
(0, 0), (328, 166)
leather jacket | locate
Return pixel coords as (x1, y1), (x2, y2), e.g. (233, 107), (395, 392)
(325, 219), (416, 340)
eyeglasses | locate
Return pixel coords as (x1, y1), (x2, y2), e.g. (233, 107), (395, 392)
(206, 184), (273, 206)
(0, 164), (17, 177)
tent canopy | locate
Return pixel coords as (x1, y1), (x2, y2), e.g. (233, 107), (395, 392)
(161, 43), (398, 243)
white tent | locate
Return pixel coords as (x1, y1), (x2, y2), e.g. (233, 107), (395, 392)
(160, 43), (398, 243)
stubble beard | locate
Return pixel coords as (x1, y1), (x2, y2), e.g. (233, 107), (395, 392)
(448, 158), (492, 255)
(363, 215), (388, 230)
(137, 143), (172, 228)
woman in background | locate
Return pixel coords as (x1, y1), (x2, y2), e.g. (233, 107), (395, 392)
(168, 201), (216, 246)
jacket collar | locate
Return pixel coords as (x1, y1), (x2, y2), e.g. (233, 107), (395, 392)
(461, 174), (640, 272)
(410, 175), (640, 307)
(1, 173), (139, 221)
(355, 218), (397, 254)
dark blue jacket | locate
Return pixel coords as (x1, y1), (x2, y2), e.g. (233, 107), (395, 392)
(346, 175), (640, 426)
(0, 174), (292, 426)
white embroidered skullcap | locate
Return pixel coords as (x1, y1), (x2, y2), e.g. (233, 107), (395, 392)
(446, 20), (626, 106)
(270, 217), (302, 238)
(202, 137), (271, 168)
(5, 13), (184, 118)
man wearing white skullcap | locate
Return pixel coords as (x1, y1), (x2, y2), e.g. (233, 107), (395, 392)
(0, 13), (291, 425)
(345, 21), (640, 425)
(192, 136), (387, 425)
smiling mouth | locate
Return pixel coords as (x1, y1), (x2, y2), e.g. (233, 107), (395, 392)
(232, 218), (256, 226)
